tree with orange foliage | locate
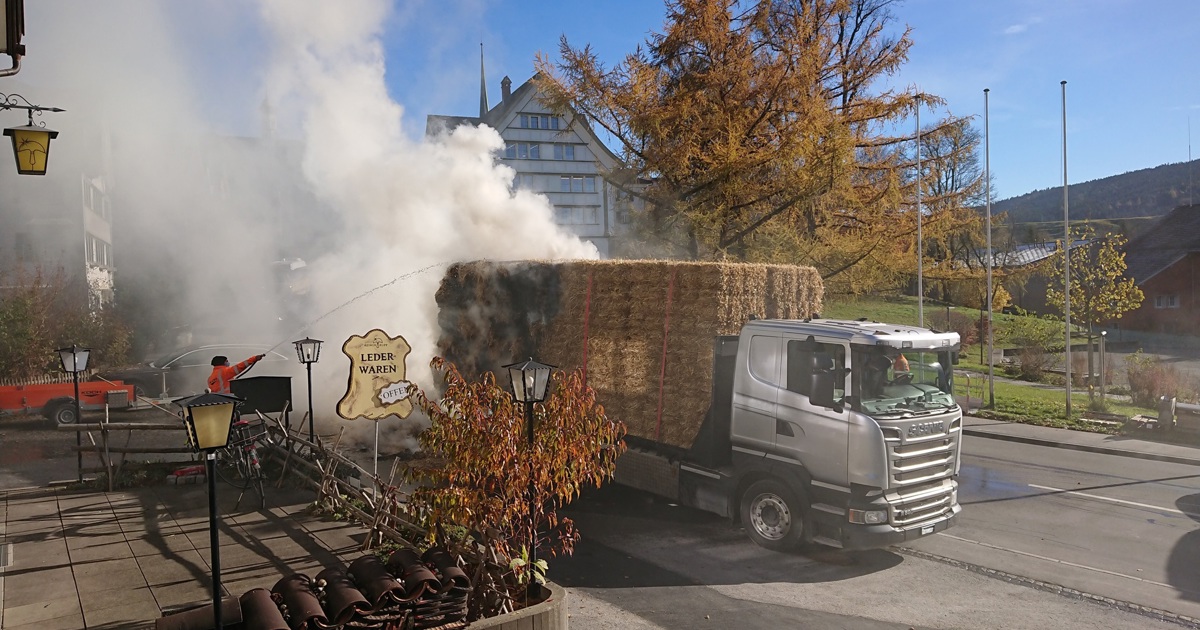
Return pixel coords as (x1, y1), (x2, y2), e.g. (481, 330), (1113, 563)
(536, 0), (976, 295)
(408, 358), (626, 610)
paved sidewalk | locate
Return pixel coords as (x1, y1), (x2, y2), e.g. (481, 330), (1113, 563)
(0, 484), (365, 629)
(964, 414), (1200, 465)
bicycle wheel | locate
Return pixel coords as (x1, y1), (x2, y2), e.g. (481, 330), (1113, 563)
(214, 445), (253, 490)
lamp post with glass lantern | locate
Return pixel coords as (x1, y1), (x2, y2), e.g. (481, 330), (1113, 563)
(57, 344), (90, 481)
(2, 92), (64, 175)
(503, 358), (553, 582)
(293, 337), (322, 444)
(176, 391), (241, 630)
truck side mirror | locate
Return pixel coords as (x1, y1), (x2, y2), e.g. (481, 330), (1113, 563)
(808, 352), (838, 409)
(810, 370), (837, 408)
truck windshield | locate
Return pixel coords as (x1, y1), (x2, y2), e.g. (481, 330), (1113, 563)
(854, 348), (957, 417)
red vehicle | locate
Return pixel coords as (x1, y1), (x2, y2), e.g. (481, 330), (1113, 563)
(0, 379), (137, 424)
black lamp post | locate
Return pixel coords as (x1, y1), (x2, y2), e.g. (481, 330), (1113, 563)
(503, 358), (553, 580)
(176, 391), (241, 630)
(293, 337), (322, 444)
(57, 344), (91, 482)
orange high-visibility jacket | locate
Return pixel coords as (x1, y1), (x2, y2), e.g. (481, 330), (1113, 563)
(207, 355), (262, 394)
(893, 354), (910, 373)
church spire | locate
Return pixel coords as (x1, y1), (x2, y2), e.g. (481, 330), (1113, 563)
(479, 42), (489, 118)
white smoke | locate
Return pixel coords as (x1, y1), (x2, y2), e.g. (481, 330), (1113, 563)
(15, 0), (599, 451)
(257, 0), (597, 450)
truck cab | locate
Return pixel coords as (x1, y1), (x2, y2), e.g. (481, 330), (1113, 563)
(725, 318), (962, 550)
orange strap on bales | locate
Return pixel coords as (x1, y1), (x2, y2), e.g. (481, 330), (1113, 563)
(655, 269), (677, 441)
(582, 270), (592, 386)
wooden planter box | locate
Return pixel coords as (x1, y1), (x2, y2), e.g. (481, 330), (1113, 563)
(470, 581), (569, 630)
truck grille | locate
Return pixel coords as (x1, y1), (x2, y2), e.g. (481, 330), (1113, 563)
(881, 414), (960, 527)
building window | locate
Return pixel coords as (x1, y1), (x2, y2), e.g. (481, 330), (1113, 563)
(559, 175), (596, 193)
(82, 178), (110, 220)
(553, 206), (601, 225)
(553, 144), (575, 161)
(520, 114), (560, 130)
(1155, 294), (1180, 309)
(86, 234), (111, 267)
(505, 142), (540, 159)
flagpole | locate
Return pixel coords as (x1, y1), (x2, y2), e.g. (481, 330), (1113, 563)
(1062, 80), (1072, 420)
(984, 88), (995, 408)
(916, 93), (924, 328)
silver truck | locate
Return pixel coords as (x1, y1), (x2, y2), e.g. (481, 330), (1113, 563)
(614, 317), (963, 551)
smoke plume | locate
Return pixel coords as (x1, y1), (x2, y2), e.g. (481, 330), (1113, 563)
(14, 0), (598, 452)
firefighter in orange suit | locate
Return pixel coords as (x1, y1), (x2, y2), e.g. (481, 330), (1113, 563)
(207, 354), (265, 394)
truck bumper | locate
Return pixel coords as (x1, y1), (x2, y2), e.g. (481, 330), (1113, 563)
(839, 510), (959, 550)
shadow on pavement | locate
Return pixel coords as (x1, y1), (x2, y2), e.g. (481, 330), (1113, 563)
(556, 483), (903, 589)
(1165, 493), (1200, 602)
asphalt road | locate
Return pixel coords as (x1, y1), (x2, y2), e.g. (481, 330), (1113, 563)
(907, 435), (1200, 621)
(555, 437), (1200, 630)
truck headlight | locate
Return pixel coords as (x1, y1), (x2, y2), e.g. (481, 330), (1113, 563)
(849, 509), (888, 525)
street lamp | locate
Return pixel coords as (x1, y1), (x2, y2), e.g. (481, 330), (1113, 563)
(503, 358), (553, 585)
(57, 344), (91, 482)
(176, 391), (241, 630)
(1, 92), (64, 175)
(293, 337), (322, 444)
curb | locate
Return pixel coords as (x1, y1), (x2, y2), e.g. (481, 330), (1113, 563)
(963, 428), (1200, 467)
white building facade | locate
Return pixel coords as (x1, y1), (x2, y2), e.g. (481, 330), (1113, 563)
(427, 73), (639, 257)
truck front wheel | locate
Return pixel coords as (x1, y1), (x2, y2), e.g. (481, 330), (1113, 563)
(741, 479), (806, 552)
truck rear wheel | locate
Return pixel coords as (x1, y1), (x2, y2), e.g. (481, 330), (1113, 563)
(51, 402), (78, 425)
(741, 479), (806, 552)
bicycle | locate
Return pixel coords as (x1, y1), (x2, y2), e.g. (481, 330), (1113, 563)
(214, 415), (274, 510)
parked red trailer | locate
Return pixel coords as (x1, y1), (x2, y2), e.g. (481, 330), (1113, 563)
(0, 379), (137, 424)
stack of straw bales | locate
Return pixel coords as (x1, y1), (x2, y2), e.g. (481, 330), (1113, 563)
(435, 260), (823, 449)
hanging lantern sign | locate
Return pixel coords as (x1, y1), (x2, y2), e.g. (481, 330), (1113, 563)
(336, 328), (413, 421)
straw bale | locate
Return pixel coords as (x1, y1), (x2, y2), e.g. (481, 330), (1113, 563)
(435, 260), (823, 450)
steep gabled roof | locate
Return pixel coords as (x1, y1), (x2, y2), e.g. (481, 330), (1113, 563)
(424, 74), (624, 168)
(1123, 205), (1200, 283)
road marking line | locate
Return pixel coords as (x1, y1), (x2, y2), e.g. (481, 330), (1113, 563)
(1028, 483), (1199, 518)
(937, 532), (1173, 589)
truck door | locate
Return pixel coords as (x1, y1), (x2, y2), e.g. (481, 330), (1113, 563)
(730, 333), (782, 455)
(774, 338), (850, 488)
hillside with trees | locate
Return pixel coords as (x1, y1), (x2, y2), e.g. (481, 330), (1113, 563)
(993, 159), (1200, 230)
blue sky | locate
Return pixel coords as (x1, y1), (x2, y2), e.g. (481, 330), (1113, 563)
(15, 0), (1200, 204)
(380, 0), (1200, 203)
